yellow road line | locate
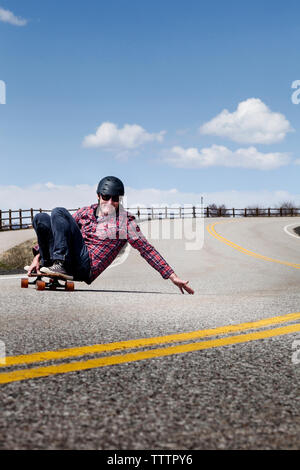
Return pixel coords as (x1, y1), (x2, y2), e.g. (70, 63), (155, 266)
(1, 323), (300, 385)
(207, 222), (300, 268)
(2, 312), (300, 368)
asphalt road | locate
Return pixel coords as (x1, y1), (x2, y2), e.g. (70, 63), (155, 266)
(0, 217), (300, 450)
(0, 228), (36, 254)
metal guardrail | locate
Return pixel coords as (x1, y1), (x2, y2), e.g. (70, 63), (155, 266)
(0, 207), (299, 231)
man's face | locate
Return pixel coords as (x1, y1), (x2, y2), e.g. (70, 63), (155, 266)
(98, 194), (120, 216)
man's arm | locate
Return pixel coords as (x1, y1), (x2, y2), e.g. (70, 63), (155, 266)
(127, 216), (194, 294)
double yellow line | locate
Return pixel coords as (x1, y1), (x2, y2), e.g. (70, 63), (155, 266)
(1, 312), (300, 385)
(207, 221), (300, 269)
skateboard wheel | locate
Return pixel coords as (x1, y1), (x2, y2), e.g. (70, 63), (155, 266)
(36, 280), (46, 291)
(65, 281), (74, 291)
(21, 278), (29, 288)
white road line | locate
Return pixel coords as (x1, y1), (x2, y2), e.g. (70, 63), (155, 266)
(0, 275), (24, 280)
(284, 223), (300, 239)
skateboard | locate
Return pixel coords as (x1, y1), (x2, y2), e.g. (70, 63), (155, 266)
(21, 271), (75, 291)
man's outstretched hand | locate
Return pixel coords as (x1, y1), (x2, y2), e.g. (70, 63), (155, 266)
(169, 273), (194, 295)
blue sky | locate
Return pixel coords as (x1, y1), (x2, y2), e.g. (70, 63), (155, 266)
(0, 0), (300, 209)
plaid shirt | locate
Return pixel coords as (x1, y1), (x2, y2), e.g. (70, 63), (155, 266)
(72, 204), (174, 283)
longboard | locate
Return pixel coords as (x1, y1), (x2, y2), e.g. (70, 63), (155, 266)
(21, 272), (75, 291)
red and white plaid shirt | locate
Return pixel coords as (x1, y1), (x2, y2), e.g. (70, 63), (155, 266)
(72, 204), (174, 283)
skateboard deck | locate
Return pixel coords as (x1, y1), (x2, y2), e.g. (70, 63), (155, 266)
(21, 272), (75, 291)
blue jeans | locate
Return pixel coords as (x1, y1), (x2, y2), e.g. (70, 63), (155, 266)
(33, 207), (91, 284)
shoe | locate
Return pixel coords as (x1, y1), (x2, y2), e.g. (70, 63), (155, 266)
(40, 260), (73, 280)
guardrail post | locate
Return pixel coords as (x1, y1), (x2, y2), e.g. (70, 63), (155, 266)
(19, 209), (22, 229)
(9, 209), (12, 230)
(206, 207), (209, 218)
(0, 210), (2, 229)
(245, 208), (247, 217)
(232, 208), (235, 218)
(193, 206), (196, 218)
(30, 208), (34, 225)
(165, 206), (168, 218)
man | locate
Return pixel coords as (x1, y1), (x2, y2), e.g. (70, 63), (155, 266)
(28, 176), (194, 294)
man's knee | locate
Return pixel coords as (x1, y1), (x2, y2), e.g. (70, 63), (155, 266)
(51, 207), (72, 220)
(33, 212), (50, 228)
(51, 207), (70, 218)
(51, 207), (76, 230)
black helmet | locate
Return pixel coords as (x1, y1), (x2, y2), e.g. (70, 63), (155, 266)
(97, 176), (125, 196)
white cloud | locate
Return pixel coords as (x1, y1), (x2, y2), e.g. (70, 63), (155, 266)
(0, 183), (299, 212)
(202, 189), (300, 209)
(0, 183), (97, 212)
(200, 98), (293, 144)
(83, 122), (166, 150)
(163, 145), (290, 170)
(0, 7), (27, 26)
